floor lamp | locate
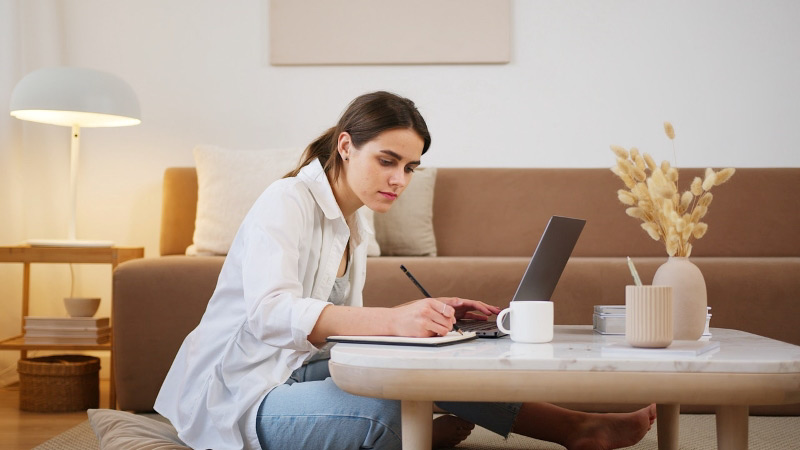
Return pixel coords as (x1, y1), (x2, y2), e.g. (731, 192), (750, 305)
(10, 67), (141, 247)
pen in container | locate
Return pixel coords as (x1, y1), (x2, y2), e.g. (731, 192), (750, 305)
(626, 256), (643, 287)
(399, 265), (463, 335)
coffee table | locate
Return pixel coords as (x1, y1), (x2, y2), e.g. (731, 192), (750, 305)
(329, 326), (800, 450)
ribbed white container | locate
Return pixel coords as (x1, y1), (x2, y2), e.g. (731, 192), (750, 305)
(625, 285), (673, 348)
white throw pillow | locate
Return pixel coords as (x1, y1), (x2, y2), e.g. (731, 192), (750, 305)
(374, 167), (437, 256)
(188, 145), (302, 255)
(88, 409), (190, 450)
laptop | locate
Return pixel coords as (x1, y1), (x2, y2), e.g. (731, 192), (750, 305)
(457, 216), (586, 337)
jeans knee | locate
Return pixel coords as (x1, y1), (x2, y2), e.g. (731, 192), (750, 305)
(258, 414), (402, 450)
(257, 397), (402, 449)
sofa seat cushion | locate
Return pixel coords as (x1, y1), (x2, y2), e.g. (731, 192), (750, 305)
(114, 254), (800, 413)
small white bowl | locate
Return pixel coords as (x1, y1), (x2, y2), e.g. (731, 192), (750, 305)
(63, 297), (101, 317)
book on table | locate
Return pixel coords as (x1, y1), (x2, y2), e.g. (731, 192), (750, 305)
(592, 306), (712, 336)
(593, 307), (626, 335)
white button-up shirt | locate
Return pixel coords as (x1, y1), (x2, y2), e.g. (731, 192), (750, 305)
(155, 159), (370, 449)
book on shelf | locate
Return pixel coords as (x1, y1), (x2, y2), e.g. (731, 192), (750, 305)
(22, 316), (111, 344)
(24, 326), (110, 338)
(23, 334), (110, 345)
(23, 316), (109, 329)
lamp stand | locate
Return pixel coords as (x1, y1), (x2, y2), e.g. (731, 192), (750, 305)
(69, 124), (80, 241)
(26, 125), (113, 248)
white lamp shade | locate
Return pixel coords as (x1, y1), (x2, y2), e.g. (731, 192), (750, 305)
(10, 67), (141, 127)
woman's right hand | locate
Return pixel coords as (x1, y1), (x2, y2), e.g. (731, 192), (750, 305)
(390, 298), (458, 337)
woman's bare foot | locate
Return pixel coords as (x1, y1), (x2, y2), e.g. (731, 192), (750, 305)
(565, 404), (657, 450)
(432, 414), (475, 449)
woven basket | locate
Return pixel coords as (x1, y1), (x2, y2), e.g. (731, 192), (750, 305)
(17, 355), (100, 412)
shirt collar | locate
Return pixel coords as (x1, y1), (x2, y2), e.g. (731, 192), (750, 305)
(297, 158), (343, 220)
(298, 159), (372, 246)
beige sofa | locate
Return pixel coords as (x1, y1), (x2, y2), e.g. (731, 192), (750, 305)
(113, 167), (800, 414)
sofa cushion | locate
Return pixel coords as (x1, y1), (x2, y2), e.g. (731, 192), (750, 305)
(189, 145), (302, 255)
(431, 168), (800, 258)
(374, 167), (437, 256)
(88, 409), (189, 449)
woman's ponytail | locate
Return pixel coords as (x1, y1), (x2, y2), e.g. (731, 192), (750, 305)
(284, 127), (337, 178)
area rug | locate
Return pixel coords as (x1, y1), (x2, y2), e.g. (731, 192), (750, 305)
(34, 414), (800, 449)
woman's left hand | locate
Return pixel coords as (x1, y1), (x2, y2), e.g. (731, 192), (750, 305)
(436, 297), (502, 321)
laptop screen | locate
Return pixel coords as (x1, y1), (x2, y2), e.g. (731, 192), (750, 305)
(511, 216), (586, 302)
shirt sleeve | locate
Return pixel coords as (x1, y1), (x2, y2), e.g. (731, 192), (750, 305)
(236, 182), (330, 351)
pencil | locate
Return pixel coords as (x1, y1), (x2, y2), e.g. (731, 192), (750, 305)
(400, 265), (463, 334)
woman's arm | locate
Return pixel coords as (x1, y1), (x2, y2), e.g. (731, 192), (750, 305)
(308, 298), (454, 344)
(307, 297), (502, 344)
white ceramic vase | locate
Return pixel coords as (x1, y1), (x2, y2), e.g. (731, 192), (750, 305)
(652, 256), (707, 341)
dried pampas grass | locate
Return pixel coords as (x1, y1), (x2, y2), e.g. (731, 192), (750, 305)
(664, 122), (675, 140)
(610, 122), (735, 257)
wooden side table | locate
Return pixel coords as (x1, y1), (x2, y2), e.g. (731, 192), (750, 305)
(0, 245), (145, 409)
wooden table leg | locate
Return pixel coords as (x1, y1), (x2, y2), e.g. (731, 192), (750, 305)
(401, 400), (432, 450)
(716, 405), (748, 450)
(656, 403), (680, 450)
(21, 262), (30, 361)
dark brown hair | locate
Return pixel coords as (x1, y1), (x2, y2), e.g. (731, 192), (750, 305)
(285, 91), (431, 180)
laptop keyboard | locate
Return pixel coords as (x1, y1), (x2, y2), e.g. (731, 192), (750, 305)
(458, 320), (498, 331)
(456, 320), (507, 337)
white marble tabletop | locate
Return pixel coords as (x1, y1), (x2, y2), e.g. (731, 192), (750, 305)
(330, 325), (800, 374)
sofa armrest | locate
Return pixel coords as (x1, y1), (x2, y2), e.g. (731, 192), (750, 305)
(160, 168), (198, 256)
(113, 255), (223, 411)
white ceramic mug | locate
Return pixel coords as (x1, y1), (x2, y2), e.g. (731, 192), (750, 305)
(496, 301), (554, 343)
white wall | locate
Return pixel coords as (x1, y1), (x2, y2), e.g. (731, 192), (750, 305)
(2, 0), (799, 383)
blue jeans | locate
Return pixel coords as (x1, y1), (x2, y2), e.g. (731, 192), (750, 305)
(256, 359), (521, 450)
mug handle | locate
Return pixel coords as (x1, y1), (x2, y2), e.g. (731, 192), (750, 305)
(496, 308), (511, 334)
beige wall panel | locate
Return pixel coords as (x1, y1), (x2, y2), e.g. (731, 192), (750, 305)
(270, 0), (511, 65)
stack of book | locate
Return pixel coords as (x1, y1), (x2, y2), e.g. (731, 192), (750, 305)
(23, 316), (110, 345)
(592, 305), (627, 335)
(593, 305), (712, 336)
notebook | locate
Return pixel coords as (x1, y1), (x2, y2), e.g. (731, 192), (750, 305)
(457, 215), (586, 337)
(327, 331), (478, 347)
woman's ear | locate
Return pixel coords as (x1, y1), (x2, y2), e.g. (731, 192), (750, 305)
(337, 132), (352, 161)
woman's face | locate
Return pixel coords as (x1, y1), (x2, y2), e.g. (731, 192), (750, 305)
(336, 128), (424, 215)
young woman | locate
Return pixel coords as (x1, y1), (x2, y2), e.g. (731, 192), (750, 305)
(155, 91), (656, 450)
